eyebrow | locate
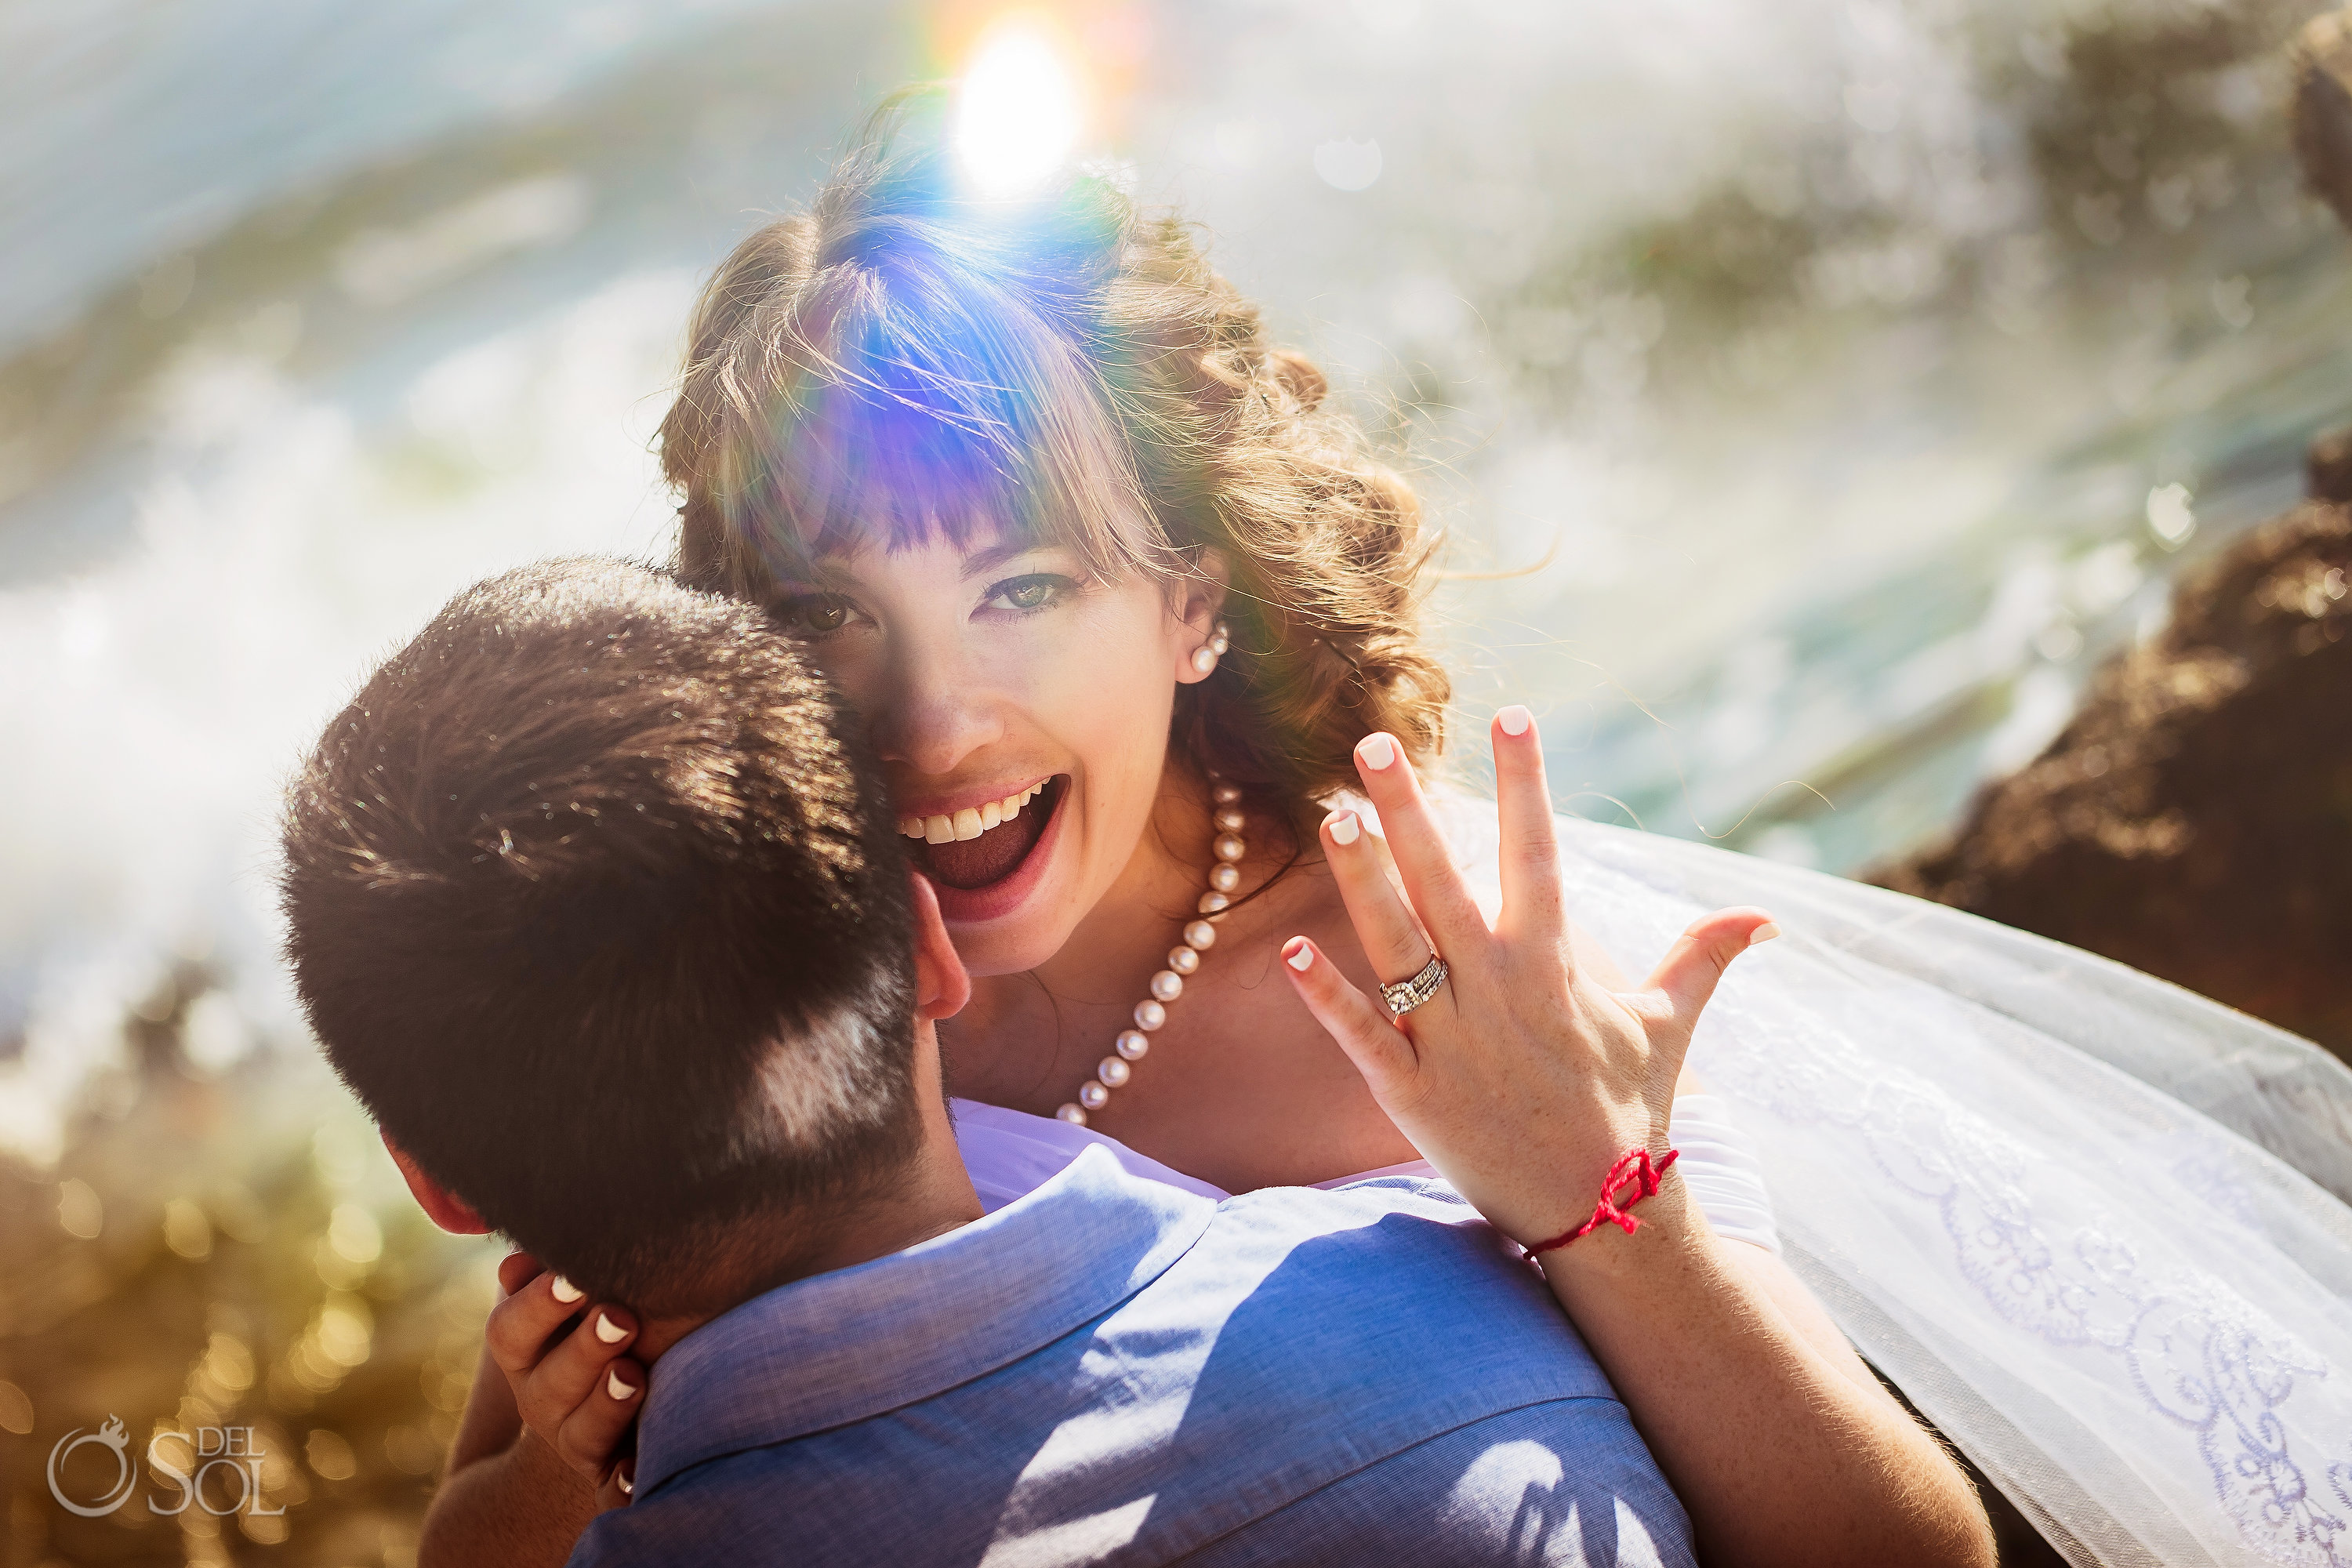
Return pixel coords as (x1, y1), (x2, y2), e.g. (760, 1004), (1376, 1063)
(790, 535), (1054, 593)
(959, 539), (1050, 579)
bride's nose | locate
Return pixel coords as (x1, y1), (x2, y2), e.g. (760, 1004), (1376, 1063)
(870, 631), (1004, 777)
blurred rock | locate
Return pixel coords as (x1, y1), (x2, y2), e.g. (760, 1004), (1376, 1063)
(1878, 457), (2352, 1058)
(2299, 7), (2352, 230)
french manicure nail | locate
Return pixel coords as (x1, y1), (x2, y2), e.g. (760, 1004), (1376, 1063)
(1357, 734), (1396, 771)
(595, 1312), (628, 1344)
(608, 1368), (637, 1401)
(1497, 705), (1533, 736)
(551, 1276), (584, 1304)
(1283, 939), (1314, 972)
(1325, 810), (1360, 846)
(1748, 922), (1782, 946)
(616, 1467), (634, 1496)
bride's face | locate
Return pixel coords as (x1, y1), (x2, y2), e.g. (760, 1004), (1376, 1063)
(768, 526), (1209, 976)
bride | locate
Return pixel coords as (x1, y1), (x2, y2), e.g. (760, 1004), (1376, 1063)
(429, 96), (2352, 1568)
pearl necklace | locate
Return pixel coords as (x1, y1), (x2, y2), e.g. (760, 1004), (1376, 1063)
(1055, 623), (1239, 1127)
(1054, 780), (1245, 1126)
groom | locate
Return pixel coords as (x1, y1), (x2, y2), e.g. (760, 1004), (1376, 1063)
(280, 557), (1696, 1566)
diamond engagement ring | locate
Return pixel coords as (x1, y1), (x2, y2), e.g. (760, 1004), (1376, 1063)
(1380, 954), (1448, 1015)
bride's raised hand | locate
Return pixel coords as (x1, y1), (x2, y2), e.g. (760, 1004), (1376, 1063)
(1282, 711), (2001, 1568)
(1279, 707), (1777, 1250)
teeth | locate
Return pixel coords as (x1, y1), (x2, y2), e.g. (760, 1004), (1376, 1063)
(906, 782), (1050, 848)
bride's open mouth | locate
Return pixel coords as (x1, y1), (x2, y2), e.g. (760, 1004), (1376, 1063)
(896, 775), (1068, 897)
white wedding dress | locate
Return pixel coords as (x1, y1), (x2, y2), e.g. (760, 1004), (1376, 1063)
(1468, 804), (2352, 1568)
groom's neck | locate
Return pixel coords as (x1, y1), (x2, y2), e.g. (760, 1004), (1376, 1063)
(631, 1036), (982, 1366)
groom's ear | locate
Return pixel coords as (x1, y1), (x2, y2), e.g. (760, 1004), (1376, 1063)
(381, 1132), (492, 1235)
(908, 872), (971, 1023)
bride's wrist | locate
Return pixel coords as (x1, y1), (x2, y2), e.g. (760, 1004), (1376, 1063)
(1454, 1112), (1653, 1240)
(1506, 1121), (1690, 1255)
(1529, 1175), (1705, 1284)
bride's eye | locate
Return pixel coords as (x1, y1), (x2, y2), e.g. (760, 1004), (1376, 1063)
(770, 593), (862, 637)
(982, 574), (1073, 614)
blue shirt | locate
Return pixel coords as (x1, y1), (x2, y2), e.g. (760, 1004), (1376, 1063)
(569, 1145), (1693, 1567)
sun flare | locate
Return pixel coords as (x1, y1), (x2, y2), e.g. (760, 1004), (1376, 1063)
(954, 16), (1083, 198)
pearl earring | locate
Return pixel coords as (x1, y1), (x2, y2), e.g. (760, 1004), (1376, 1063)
(1190, 619), (1231, 677)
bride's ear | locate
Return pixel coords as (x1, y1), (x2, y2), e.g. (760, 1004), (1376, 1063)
(908, 872), (972, 1022)
(1172, 548), (1232, 685)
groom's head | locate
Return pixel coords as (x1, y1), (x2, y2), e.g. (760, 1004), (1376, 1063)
(281, 558), (940, 1314)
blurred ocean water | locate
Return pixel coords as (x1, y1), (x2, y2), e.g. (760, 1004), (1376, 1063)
(2, 0), (2348, 1161)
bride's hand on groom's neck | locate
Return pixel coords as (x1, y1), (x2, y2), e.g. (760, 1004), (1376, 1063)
(479, 1254), (646, 1499)
(419, 1254), (644, 1568)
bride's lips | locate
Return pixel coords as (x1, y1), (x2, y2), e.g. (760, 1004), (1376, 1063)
(902, 775), (1069, 926)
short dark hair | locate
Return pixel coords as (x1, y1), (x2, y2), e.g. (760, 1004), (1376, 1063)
(280, 558), (918, 1311)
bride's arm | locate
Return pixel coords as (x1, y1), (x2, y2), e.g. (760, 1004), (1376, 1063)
(423, 1356), (595, 1568)
(419, 1256), (641, 1568)
(1571, 926), (1911, 1414)
(1283, 715), (1994, 1568)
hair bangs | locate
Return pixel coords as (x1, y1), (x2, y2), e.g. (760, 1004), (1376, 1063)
(734, 266), (1164, 586)
(666, 93), (1447, 815)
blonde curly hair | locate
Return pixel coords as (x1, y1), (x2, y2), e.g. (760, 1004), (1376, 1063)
(661, 93), (1447, 822)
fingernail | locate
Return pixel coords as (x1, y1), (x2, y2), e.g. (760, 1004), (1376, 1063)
(1748, 922), (1782, 946)
(1356, 734), (1396, 771)
(595, 1312), (628, 1344)
(1324, 810), (1359, 846)
(1283, 938), (1314, 972)
(1497, 705), (1533, 737)
(608, 1368), (638, 1401)
(616, 1466), (634, 1496)
(551, 1276), (584, 1304)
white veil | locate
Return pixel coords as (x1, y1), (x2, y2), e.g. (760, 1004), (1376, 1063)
(1435, 800), (2352, 1568)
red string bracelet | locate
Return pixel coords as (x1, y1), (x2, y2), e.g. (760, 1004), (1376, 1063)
(1525, 1145), (1679, 1255)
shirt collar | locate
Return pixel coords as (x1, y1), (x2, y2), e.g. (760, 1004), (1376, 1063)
(633, 1143), (1217, 1492)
